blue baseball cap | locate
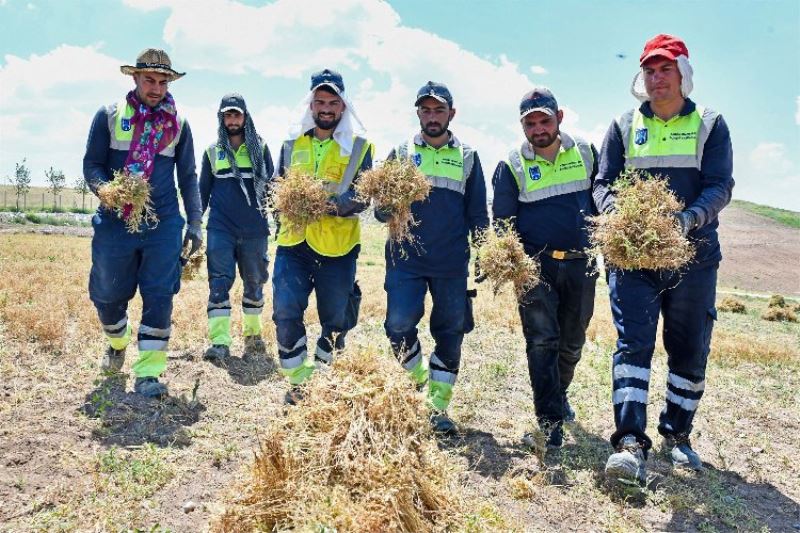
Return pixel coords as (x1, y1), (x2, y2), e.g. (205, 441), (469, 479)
(310, 68), (345, 94)
(414, 81), (453, 107)
(520, 86), (558, 117)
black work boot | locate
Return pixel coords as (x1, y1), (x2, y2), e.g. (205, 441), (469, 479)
(663, 433), (703, 471)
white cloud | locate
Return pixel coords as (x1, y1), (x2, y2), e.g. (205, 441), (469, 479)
(530, 65), (548, 75)
(748, 142), (794, 175)
(26, 2), (35, 9)
(735, 142), (800, 210)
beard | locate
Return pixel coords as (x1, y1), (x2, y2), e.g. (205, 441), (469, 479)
(421, 119), (450, 138)
(313, 113), (341, 131)
(527, 129), (559, 148)
(226, 125), (244, 136)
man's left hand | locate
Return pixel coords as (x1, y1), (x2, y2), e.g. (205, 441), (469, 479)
(674, 211), (697, 237)
(183, 221), (203, 258)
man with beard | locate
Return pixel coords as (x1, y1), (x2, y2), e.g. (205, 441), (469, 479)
(83, 48), (202, 398)
(200, 93), (274, 362)
(272, 69), (374, 403)
(596, 35), (733, 484)
(491, 87), (598, 448)
(377, 81), (488, 434)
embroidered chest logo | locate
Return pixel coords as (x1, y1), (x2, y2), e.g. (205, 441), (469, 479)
(218, 151), (226, 160)
(634, 127), (648, 145)
(411, 153), (422, 167)
(528, 166), (542, 181)
(121, 118), (131, 132)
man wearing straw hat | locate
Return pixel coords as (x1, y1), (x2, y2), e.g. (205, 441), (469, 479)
(272, 69), (374, 404)
(492, 87), (599, 449)
(83, 48), (202, 398)
(378, 81), (489, 435)
(594, 34), (734, 484)
(200, 93), (273, 362)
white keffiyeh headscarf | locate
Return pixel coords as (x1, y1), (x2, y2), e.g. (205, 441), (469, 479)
(287, 85), (366, 156)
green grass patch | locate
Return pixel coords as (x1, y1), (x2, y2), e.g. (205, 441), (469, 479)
(732, 199), (800, 228)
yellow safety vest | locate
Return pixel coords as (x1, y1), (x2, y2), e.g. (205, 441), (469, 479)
(396, 134), (475, 194)
(107, 100), (183, 157)
(276, 134), (372, 257)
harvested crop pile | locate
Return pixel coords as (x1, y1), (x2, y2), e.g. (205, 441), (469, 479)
(718, 296), (746, 314)
(762, 294), (798, 322)
(271, 168), (330, 234)
(356, 158), (431, 245)
(477, 223), (540, 297)
(589, 169), (694, 270)
(96, 169), (157, 233)
(215, 350), (464, 533)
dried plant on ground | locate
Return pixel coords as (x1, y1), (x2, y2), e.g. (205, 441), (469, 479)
(215, 350), (465, 533)
(718, 296), (746, 314)
(477, 222), (541, 297)
(356, 159), (431, 246)
(588, 169), (694, 270)
(270, 168), (330, 235)
(762, 306), (798, 323)
(768, 294), (787, 308)
(181, 245), (205, 281)
(96, 169), (157, 233)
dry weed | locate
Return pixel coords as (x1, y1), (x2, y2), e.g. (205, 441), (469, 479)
(768, 294), (786, 308)
(270, 168), (330, 234)
(588, 169), (694, 270)
(96, 169), (157, 233)
(761, 306), (798, 323)
(718, 296), (746, 314)
(477, 223), (541, 297)
(181, 245), (205, 281)
(356, 159), (431, 245)
(215, 349), (464, 533)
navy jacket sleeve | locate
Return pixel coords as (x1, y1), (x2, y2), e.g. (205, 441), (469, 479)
(589, 144), (600, 216)
(174, 120), (202, 223)
(592, 120), (625, 215)
(331, 144), (373, 217)
(82, 107), (111, 197)
(263, 143), (275, 184)
(465, 151), (489, 242)
(491, 160), (520, 230)
(199, 150), (213, 216)
(687, 115), (734, 228)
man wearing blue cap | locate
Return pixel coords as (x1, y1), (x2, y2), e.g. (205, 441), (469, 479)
(378, 81), (489, 434)
(492, 87), (599, 449)
(200, 93), (274, 362)
(272, 69), (374, 403)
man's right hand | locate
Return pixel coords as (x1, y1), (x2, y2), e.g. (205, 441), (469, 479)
(374, 206), (393, 222)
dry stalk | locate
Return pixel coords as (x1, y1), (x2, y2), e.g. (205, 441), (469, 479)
(477, 222), (541, 298)
(718, 296), (746, 314)
(588, 169), (694, 270)
(96, 169), (158, 233)
(270, 168), (330, 235)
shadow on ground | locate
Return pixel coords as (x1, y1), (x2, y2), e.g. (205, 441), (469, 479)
(208, 350), (277, 386)
(79, 374), (205, 448)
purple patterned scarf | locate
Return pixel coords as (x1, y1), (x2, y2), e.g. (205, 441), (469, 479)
(121, 90), (180, 218)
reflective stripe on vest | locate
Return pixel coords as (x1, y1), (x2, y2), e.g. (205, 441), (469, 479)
(106, 101), (183, 157)
(276, 135), (370, 256)
(617, 106), (718, 170)
(507, 135), (593, 203)
(206, 144), (255, 180)
(397, 138), (474, 195)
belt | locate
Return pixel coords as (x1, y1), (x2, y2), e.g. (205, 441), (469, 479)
(544, 249), (587, 260)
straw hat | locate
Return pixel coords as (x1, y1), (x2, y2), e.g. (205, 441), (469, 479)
(120, 48), (185, 81)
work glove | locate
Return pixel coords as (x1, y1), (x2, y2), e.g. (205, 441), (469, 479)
(474, 254), (487, 284)
(374, 205), (393, 222)
(674, 210), (697, 237)
(183, 220), (203, 259)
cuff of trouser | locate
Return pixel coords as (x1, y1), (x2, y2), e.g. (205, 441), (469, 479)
(406, 358), (429, 386)
(242, 313), (262, 337)
(132, 350), (167, 378)
(428, 381), (454, 411)
(106, 324), (132, 351)
(280, 359), (316, 385)
(208, 316), (232, 346)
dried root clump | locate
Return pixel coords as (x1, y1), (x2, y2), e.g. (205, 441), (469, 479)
(356, 158), (431, 245)
(477, 222), (541, 297)
(588, 169), (694, 270)
(97, 169), (157, 233)
(718, 296), (746, 314)
(180, 246), (205, 281)
(271, 168), (330, 234)
(214, 349), (466, 533)
(762, 293), (798, 322)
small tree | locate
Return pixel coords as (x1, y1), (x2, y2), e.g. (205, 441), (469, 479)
(45, 166), (66, 210)
(13, 158), (31, 211)
(73, 176), (90, 211)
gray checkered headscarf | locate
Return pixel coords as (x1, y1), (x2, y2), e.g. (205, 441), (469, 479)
(216, 109), (267, 208)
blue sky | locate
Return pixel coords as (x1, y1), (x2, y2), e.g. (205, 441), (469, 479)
(1, 0), (798, 209)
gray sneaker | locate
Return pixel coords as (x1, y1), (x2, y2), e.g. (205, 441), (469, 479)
(605, 434), (647, 484)
(243, 335), (266, 354)
(204, 344), (230, 361)
(100, 346), (126, 373)
(663, 434), (703, 471)
(134, 377), (168, 399)
(430, 412), (457, 435)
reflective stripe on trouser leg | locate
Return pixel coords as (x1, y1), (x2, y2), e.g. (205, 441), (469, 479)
(428, 352), (457, 411)
(208, 305), (232, 346)
(398, 340), (427, 385)
(102, 316), (132, 351)
(278, 335), (314, 385)
(132, 329), (170, 378)
(659, 371), (706, 436)
(241, 296), (263, 337)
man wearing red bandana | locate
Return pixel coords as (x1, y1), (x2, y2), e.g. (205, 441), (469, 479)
(83, 48), (203, 398)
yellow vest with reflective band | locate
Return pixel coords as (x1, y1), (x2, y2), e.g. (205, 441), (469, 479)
(107, 101), (183, 157)
(206, 144), (254, 175)
(396, 134), (474, 194)
(506, 133), (593, 203)
(276, 134), (372, 257)
(618, 106), (719, 170)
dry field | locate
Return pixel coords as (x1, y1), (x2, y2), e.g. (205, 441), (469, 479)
(0, 222), (799, 532)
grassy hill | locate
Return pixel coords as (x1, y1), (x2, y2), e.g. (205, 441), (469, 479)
(0, 224), (798, 531)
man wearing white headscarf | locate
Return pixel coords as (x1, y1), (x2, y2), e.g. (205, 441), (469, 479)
(272, 69), (374, 403)
(594, 34), (734, 485)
